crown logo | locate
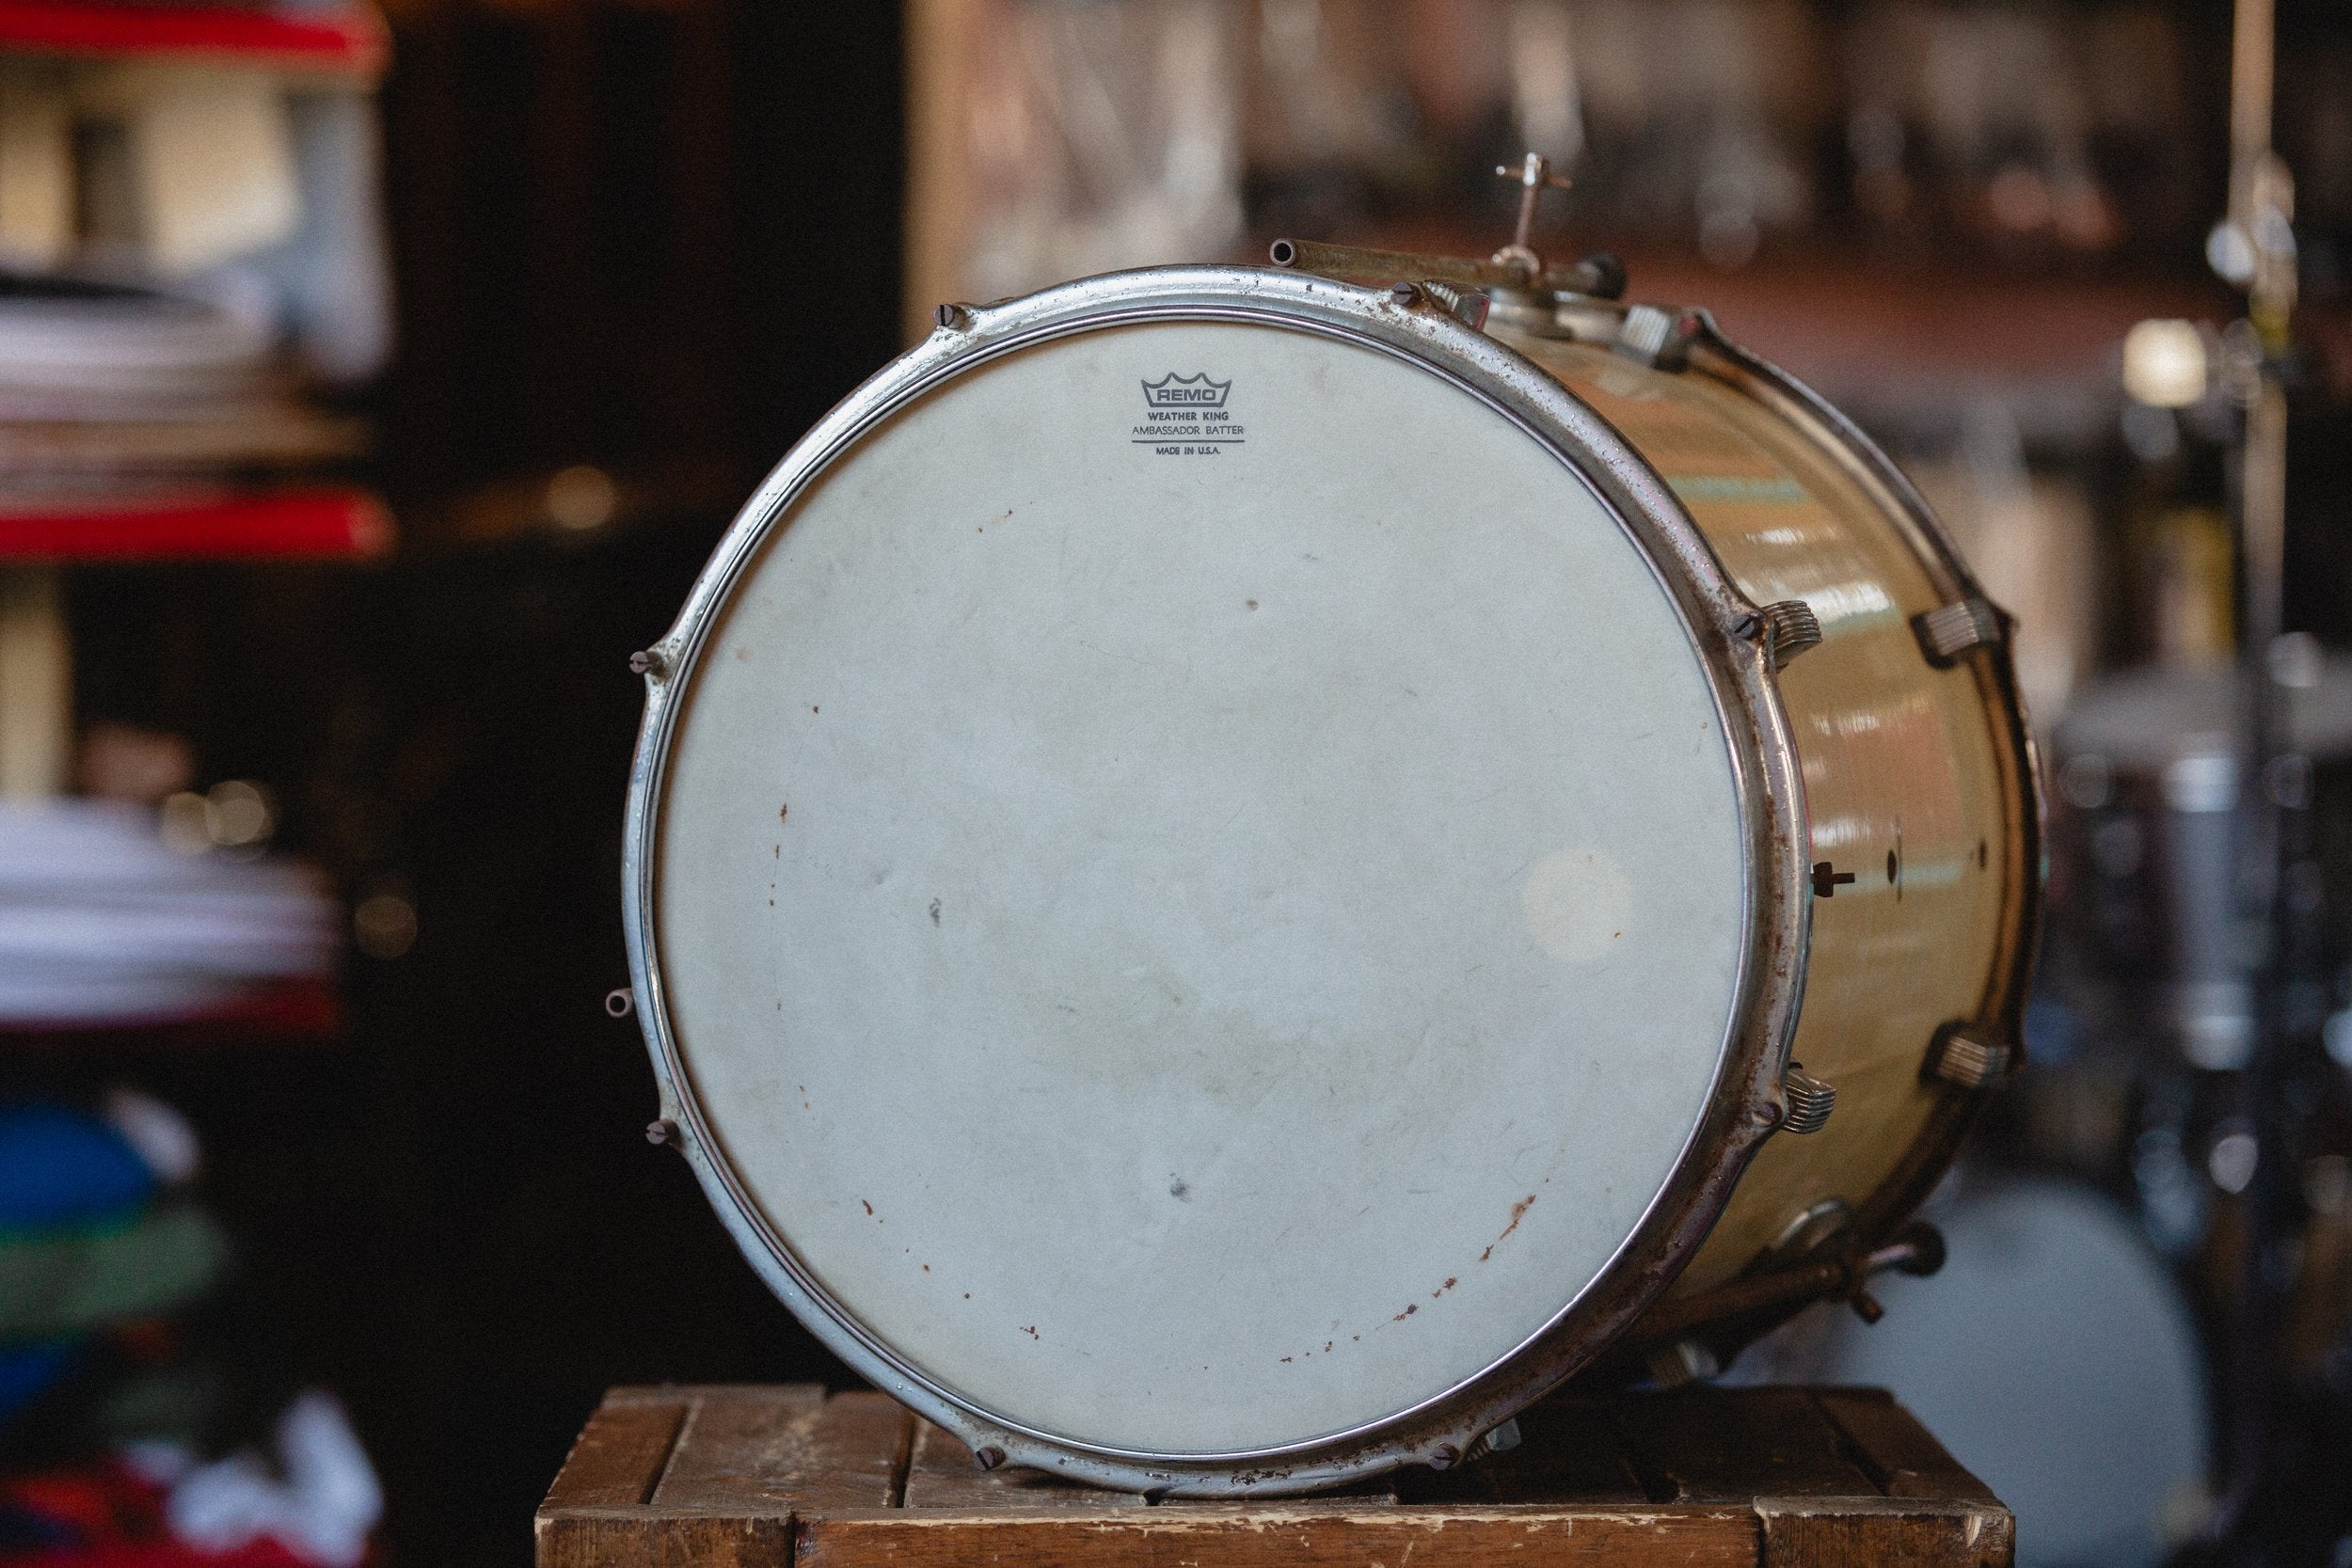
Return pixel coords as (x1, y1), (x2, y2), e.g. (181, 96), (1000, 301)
(1141, 372), (1232, 411)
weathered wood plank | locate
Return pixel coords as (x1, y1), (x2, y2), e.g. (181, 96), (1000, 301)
(539, 1384), (2010, 1568)
(537, 1513), (794, 1568)
(1757, 1499), (2014, 1568)
(1814, 1387), (2003, 1506)
(542, 1392), (691, 1511)
(654, 1386), (909, 1514)
(797, 1506), (1763, 1568)
(902, 1419), (1146, 1511)
(1613, 1387), (1882, 1503)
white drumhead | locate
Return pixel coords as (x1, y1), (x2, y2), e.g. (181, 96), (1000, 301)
(653, 317), (1748, 1455)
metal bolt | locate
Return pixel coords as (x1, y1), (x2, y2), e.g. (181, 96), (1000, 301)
(1615, 303), (1703, 370)
(1463, 1418), (1522, 1465)
(934, 302), (973, 331)
(1913, 597), (2002, 665)
(1493, 151), (1573, 262)
(1645, 1338), (1721, 1388)
(1426, 1442), (1461, 1471)
(1754, 600), (1823, 670)
(605, 987), (635, 1019)
(1389, 281), (1421, 306)
(1925, 1023), (2010, 1090)
(972, 1445), (1006, 1471)
(645, 1118), (678, 1147)
(1419, 280), (1491, 331)
(1779, 1064), (1836, 1135)
(628, 648), (667, 678)
(1810, 860), (1858, 898)
(1750, 1099), (1785, 1131)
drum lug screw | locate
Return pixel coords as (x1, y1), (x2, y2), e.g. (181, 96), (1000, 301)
(1746, 599), (1822, 670)
(934, 302), (974, 331)
(645, 1117), (679, 1147)
(972, 1445), (1007, 1471)
(1388, 281), (1422, 307)
(1426, 1442), (1462, 1471)
(1778, 1064), (1836, 1134)
(1419, 280), (1491, 330)
(1912, 596), (2005, 666)
(1614, 303), (1706, 371)
(628, 648), (668, 680)
(1924, 1022), (2012, 1089)
(1463, 1418), (1522, 1465)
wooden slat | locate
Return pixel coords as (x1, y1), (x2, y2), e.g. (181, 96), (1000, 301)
(1612, 1387), (1883, 1503)
(1814, 1387), (2004, 1505)
(1401, 1394), (1648, 1505)
(655, 1386), (910, 1513)
(902, 1419), (1146, 1511)
(536, 1512), (793, 1568)
(1756, 1500), (2015, 1568)
(539, 1384), (2012, 1568)
(796, 1506), (1763, 1568)
(541, 1390), (691, 1509)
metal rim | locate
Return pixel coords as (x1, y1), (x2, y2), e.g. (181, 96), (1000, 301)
(621, 265), (1812, 1493)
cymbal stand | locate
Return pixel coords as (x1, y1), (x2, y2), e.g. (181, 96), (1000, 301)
(2197, 0), (2310, 1554)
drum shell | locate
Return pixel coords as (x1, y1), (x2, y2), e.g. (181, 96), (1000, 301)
(624, 267), (2037, 1485)
(1497, 325), (2039, 1306)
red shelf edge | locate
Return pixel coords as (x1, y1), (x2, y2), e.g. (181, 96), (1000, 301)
(0, 487), (394, 562)
(0, 1), (387, 74)
(0, 978), (344, 1047)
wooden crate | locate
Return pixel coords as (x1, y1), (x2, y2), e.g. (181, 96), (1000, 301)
(535, 1383), (2011, 1567)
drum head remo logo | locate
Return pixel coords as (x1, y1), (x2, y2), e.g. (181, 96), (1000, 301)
(1141, 372), (1230, 410)
(1133, 372), (1245, 455)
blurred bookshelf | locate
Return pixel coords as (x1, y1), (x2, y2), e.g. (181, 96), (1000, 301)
(0, 8), (397, 1564)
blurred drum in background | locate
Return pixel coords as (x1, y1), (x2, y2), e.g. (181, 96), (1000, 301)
(1733, 1176), (2212, 1568)
(2050, 655), (2352, 1071)
(622, 258), (2037, 1491)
